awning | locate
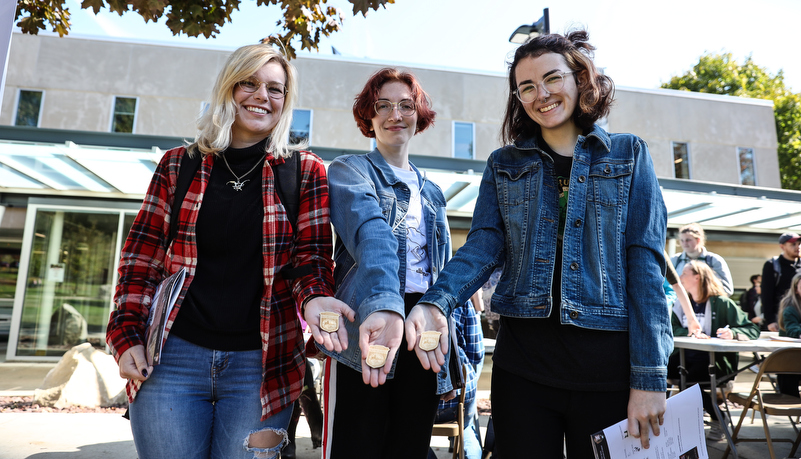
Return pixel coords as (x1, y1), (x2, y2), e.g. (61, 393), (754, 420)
(2, 138), (801, 233)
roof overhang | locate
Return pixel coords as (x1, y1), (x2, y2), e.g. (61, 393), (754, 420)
(2, 128), (800, 237)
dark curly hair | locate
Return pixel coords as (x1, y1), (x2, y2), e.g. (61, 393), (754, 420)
(352, 68), (436, 138)
(500, 30), (614, 145)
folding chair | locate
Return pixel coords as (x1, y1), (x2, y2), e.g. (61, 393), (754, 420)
(432, 364), (468, 459)
(723, 347), (801, 459)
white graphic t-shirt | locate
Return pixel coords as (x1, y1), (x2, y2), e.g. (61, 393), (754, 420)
(390, 165), (431, 293)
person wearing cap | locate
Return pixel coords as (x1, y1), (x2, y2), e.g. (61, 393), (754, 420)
(761, 232), (801, 332)
(670, 223), (734, 296)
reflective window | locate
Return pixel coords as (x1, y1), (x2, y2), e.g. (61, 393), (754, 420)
(453, 122), (474, 160)
(15, 90), (44, 127)
(290, 109), (312, 144)
(673, 142), (690, 179)
(738, 147), (756, 186)
(111, 97), (137, 133)
(15, 209), (126, 356)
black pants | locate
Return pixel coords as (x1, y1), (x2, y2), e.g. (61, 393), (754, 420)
(491, 365), (629, 459)
(667, 351), (719, 420)
(778, 374), (801, 397)
(327, 293), (440, 459)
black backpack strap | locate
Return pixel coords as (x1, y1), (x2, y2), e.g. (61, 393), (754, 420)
(274, 151), (312, 280)
(168, 145), (202, 247)
(773, 255), (781, 286)
(273, 150), (301, 234)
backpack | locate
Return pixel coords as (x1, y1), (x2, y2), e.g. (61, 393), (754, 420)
(169, 145), (310, 279)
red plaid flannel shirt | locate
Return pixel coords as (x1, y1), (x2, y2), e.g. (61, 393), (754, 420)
(106, 145), (335, 420)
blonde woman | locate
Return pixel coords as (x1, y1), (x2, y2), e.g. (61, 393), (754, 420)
(777, 273), (801, 396)
(107, 43), (353, 459)
(668, 261), (759, 440)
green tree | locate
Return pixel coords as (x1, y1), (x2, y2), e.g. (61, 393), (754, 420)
(662, 53), (801, 190)
(14, 0), (394, 59)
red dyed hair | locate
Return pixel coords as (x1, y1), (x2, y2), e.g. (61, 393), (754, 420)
(352, 68), (436, 138)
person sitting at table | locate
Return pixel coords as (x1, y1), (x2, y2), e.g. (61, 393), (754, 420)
(777, 272), (801, 397)
(667, 261), (760, 441)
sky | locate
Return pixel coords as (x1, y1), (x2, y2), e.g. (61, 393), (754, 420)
(30, 0), (801, 93)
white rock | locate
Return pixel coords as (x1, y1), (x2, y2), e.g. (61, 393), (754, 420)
(34, 343), (127, 408)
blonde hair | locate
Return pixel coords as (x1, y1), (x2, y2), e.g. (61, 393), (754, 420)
(195, 43), (303, 158)
(684, 260), (726, 303)
(779, 273), (801, 332)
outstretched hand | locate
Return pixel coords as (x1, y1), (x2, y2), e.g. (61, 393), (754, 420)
(303, 296), (356, 353)
(359, 311), (404, 387)
(404, 303), (449, 373)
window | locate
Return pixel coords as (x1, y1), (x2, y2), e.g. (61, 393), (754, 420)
(14, 90), (44, 127)
(672, 142), (690, 179)
(738, 147), (756, 186)
(290, 109), (312, 144)
(111, 96), (137, 133)
(453, 122), (475, 159)
(199, 101), (210, 117)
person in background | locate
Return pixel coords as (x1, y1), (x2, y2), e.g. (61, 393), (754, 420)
(665, 250), (701, 337)
(671, 223), (734, 296)
(761, 232), (801, 332)
(319, 68), (453, 459)
(740, 274), (763, 327)
(668, 261), (760, 441)
(413, 30), (672, 458)
(777, 273), (801, 396)
(428, 299), (485, 459)
(106, 43), (353, 459)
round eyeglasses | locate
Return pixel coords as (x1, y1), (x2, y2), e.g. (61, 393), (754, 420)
(514, 71), (574, 103)
(237, 77), (287, 100)
(375, 99), (416, 117)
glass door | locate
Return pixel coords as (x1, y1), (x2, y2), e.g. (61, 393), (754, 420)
(9, 202), (137, 359)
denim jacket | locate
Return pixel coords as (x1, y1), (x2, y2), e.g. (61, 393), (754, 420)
(419, 125), (672, 392)
(325, 150), (454, 394)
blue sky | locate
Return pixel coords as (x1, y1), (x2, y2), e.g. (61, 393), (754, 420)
(52, 0), (801, 92)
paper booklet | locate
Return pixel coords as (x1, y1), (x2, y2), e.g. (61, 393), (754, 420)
(145, 267), (186, 366)
(591, 384), (708, 459)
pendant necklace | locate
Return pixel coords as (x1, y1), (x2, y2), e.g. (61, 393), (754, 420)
(222, 153), (265, 191)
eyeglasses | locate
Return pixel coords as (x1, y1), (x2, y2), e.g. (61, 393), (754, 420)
(375, 99), (416, 117)
(237, 77), (287, 100)
(514, 71), (574, 103)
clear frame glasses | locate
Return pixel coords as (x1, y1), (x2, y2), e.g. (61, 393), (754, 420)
(237, 77), (287, 100)
(375, 99), (416, 117)
(514, 71), (574, 103)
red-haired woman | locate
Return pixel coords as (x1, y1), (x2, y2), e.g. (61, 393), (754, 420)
(312, 68), (453, 458)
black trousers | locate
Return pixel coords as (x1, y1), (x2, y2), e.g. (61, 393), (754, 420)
(492, 365), (629, 459)
(667, 351), (720, 420)
(327, 293), (440, 459)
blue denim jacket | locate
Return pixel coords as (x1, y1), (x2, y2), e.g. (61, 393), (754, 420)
(325, 150), (454, 394)
(419, 125), (672, 392)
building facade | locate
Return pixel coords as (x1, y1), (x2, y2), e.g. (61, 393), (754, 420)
(0, 33), (796, 360)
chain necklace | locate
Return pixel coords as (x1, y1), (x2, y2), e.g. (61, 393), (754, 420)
(222, 153), (265, 191)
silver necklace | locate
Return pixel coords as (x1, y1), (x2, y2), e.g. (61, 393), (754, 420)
(222, 153), (265, 191)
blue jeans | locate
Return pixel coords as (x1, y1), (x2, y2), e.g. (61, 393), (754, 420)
(129, 334), (292, 459)
(433, 403), (482, 459)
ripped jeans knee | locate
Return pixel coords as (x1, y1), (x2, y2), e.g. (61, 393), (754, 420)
(244, 427), (288, 459)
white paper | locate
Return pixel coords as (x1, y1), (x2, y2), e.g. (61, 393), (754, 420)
(591, 384), (708, 459)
